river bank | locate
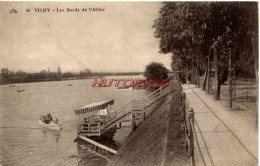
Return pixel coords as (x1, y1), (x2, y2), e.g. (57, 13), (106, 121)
(107, 80), (189, 166)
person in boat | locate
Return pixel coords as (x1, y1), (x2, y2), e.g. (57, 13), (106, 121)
(44, 115), (49, 124)
(40, 114), (51, 124)
(47, 114), (53, 121)
(40, 115), (46, 123)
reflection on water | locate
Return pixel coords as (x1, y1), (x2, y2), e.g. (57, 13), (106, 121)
(0, 76), (147, 166)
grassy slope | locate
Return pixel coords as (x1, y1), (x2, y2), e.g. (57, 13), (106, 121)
(108, 81), (189, 166)
(108, 97), (170, 166)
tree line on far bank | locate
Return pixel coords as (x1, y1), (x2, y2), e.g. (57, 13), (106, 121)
(0, 67), (145, 85)
(153, 2), (258, 100)
(0, 67), (63, 85)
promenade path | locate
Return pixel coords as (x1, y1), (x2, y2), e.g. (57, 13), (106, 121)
(182, 84), (258, 166)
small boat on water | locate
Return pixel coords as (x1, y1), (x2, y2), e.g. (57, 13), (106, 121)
(9, 84), (15, 87)
(68, 84), (73, 86)
(17, 90), (24, 92)
(39, 114), (60, 131)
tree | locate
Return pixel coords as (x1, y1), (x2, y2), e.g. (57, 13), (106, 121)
(1, 68), (10, 84)
(16, 70), (26, 78)
(80, 68), (92, 77)
(62, 72), (72, 78)
(153, 2), (211, 86)
(153, 2), (258, 100)
(144, 62), (168, 80)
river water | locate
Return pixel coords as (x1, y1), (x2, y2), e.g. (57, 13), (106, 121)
(0, 76), (147, 166)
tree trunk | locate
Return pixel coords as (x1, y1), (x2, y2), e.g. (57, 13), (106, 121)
(213, 46), (220, 100)
(193, 66), (196, 84)
(197, 54), (200, 87)
(202, 66), (207, 90)
(252, 37), (258, 93)
(192, 58), (195, 84)
(228, 48), (233, 108)
(186, 66), (189, 84)
(207, 49), (211, 93)
(252, 37), (258, 126)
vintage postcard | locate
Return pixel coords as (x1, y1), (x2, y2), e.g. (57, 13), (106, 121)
(0, 2), (258, 166)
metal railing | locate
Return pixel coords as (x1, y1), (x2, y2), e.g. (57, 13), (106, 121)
(101, 101), (132, 127)
(132, 100), (143, 110)
(143, 87), (169, 106)
(79, 123), (101, 134)
(182, 91), (206, 166)
(142, 86), (169, 119)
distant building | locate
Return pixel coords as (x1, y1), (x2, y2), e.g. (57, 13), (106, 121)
(40, 70), (47, 73)
(57, 66), (61, 76)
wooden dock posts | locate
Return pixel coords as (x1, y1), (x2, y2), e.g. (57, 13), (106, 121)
(116, 122), (121, 129)
(130, 109), (136, 133)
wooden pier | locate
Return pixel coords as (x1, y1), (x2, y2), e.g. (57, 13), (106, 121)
(77, 86), (170, 137)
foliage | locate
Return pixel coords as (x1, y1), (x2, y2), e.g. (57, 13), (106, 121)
(153, 2), (258, 78)
(80, 68), (92, 77)
(144, 62), (168, 79)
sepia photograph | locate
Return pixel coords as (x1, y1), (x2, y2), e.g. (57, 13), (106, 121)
(0, 1), (258, 166)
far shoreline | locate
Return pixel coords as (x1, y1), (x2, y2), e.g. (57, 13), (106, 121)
(0, 74), (145, 86)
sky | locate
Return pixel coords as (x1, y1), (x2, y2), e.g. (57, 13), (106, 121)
(0, 2), (171, 73)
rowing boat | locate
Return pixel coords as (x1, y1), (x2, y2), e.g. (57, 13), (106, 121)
(39, 114), (60, 131)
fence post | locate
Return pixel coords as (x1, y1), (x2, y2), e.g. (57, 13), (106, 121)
(187, 108), (195, 166)
(182, 92), (189, 151)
